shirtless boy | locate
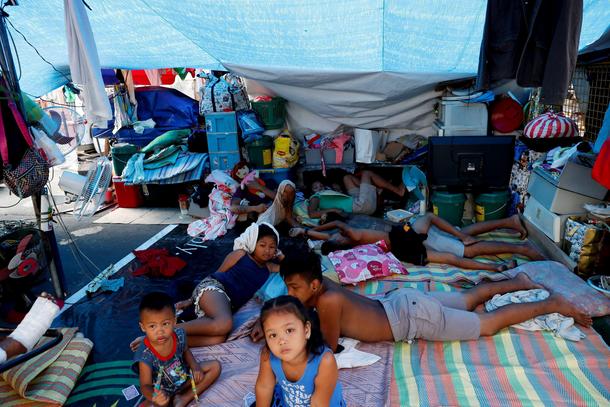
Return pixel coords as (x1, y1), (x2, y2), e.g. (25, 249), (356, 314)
(290, 213), (543, 272)
(251, 252), (591, 352)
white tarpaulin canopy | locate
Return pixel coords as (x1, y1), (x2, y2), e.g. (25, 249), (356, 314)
(7, 0), (610, 130)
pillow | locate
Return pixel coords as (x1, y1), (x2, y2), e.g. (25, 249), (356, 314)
(255, 273), (287, 302)
(328, 241), (408, 285)
(504, 261), (610, 317)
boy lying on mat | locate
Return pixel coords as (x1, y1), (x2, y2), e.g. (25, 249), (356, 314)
(251, 252), (591, 353)
(290, 213), (543, 272)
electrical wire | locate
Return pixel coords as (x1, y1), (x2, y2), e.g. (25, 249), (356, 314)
(5, 18), (72, 84)
(0, 196), (22, 208)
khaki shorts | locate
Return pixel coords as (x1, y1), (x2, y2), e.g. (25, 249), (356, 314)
(378, 288), (480, 342)
(349, 182), (377, 215)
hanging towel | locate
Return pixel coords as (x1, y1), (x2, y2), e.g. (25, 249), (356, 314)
(233, 222), (279, 253)
(485, 289), (585, 341)
(257, 180), (296, 226)
(64, 0), (112, 128)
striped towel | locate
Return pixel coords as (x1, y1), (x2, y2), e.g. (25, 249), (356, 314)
(0, 328), (93, 406)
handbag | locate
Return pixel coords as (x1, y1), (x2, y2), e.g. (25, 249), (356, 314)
(0, 97), (49, 198)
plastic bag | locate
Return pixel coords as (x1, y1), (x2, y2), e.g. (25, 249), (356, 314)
(31, 127), (65, 167)
(273, 130), (299, 168)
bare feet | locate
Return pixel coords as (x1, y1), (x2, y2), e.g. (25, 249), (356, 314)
(510, 214), (528, 240)
(512, 272), (543, 290)
(548, 293), (593, 327)
(461, 235), (480, 246)
(495, 259), (518, 272)
(519, 241), (545, 261)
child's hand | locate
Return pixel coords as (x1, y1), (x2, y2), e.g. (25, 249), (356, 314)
(130, 336), (144, 352)
(192, 367), (204, 383)
(250, 319), (264, 342)
(152, 389), (169, 406)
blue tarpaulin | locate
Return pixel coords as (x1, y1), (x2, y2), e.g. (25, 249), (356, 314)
(7, 0), (610, 129)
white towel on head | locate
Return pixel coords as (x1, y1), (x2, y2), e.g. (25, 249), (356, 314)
(233, 222), (279, 253)
(257, 180), (296, 226)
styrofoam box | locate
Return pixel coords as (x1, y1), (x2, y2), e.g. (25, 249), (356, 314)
(523, 196), (578, 243)
(527, 169), (603, 214)
(209, 151), (241, 171)
(205, 111), (237, 133)
(305, 147), (355, 165)
(433, 120), (487, 137)
(207, 132), (239, 153)
(535, 153), (607, 200)
(438, 99), (488, 129)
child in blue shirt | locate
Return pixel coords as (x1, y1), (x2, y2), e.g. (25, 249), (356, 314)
(255, 295), (345, 407)
(133, 292), (220, 407)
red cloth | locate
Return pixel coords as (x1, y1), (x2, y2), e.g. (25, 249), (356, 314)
(132, 248), (186, 277)
(592, 139), (610, 189)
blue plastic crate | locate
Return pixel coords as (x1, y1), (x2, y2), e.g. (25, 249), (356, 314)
(209, 151), (241, 171)
(258, 168), (296, 189)
(207, 132), (239, 153)
(205, 111), (237, 133)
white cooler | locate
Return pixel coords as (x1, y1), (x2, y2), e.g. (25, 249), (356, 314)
(523, 197), (578, 243)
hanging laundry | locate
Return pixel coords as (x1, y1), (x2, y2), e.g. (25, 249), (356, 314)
(132, 248), (187, 278)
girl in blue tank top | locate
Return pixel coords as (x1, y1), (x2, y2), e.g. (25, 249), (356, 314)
(256, 295), (345, 407)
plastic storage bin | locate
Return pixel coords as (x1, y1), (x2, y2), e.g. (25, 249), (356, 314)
(432, 191), (466, 226)
(205, 111), (237, 133)
(438, 100), (488, 129)
(251, 97), (286, 129)
(527, 169), (603, 214)
(209, 151), (241, 171)
(258, 168), (296, 188)
(113, 177), (144, 208)
(246, 136), (273, 169)
(207, 132), (239, 153)
(111, 143), (139, 176)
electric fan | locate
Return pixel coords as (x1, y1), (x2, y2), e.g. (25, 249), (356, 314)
(41, 106), (87, 157)
(58, 157), (113, 220)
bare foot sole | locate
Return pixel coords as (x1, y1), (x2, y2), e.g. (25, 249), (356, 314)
(510, 214), (528, 240)
(549, 293), (593, 327)
(496, 259), (518, 272)
(513, 272), (544, 290)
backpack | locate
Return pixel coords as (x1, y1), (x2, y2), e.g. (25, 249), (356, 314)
(199, 72), (250, 115)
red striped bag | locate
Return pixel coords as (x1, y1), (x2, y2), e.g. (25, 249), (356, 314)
(523, 111), (578, 139)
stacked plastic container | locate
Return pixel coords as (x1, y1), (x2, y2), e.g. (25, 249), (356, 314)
(434, 96), (488, 136)
(205, 112), (241, 171)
